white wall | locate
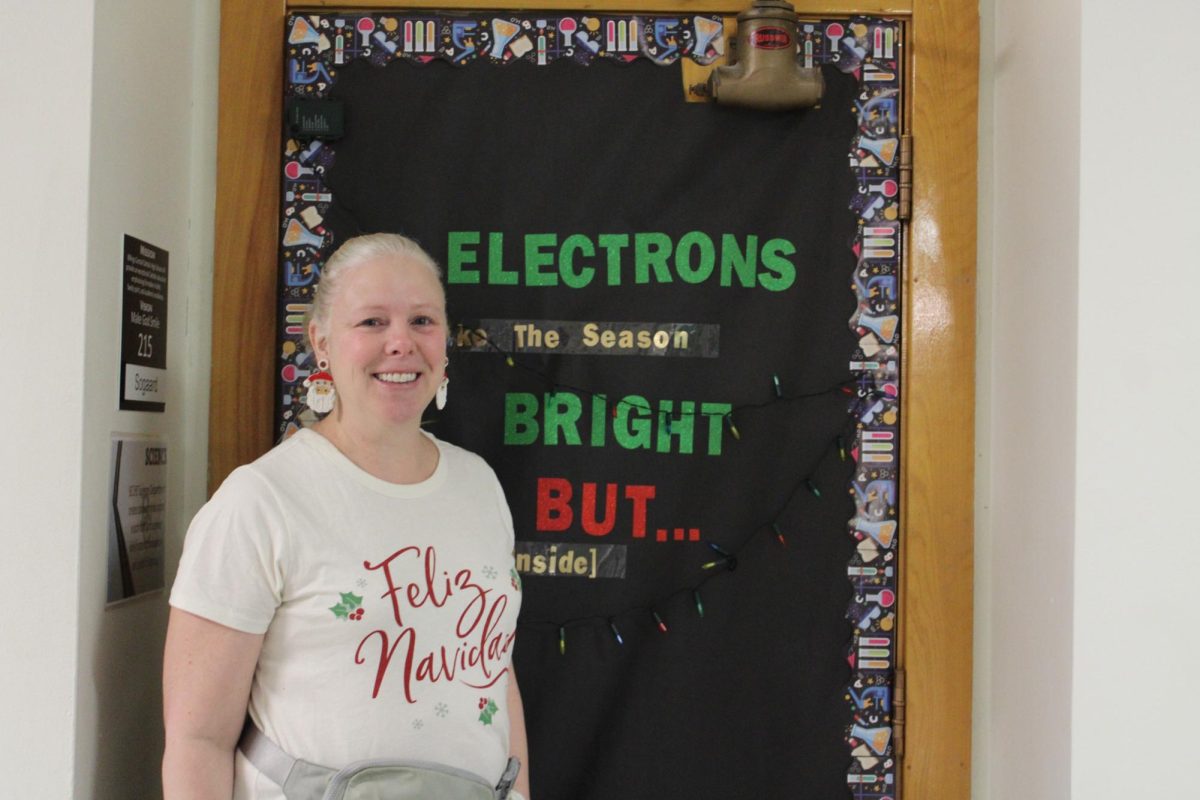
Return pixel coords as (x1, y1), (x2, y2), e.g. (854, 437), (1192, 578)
(74, 0), (218, 796)
(0, 1), (217, 796)
(977, 0), (1200, 797)
(0, 2), (96, 796)
(1072, 2), (1200, 796)
(974, 0), (1081, 796)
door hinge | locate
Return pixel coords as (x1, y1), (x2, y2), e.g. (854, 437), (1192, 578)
(898, 135), (912, 220)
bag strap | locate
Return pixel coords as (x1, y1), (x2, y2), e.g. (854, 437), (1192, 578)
(238, 716), (521, 800)
(238, 716), (295, 786)
(238, 717), (337, 800)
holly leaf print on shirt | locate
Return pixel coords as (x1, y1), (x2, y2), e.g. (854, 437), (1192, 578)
(478, 697), (500, 725)
(329, 591), (365, 621)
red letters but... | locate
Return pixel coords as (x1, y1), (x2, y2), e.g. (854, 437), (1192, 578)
(535, 476), (657, 539)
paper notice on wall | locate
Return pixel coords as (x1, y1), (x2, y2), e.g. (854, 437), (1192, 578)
(106, 436), (167, 604)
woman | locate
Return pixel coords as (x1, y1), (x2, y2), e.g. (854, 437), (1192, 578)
(163, 234), (530, 800)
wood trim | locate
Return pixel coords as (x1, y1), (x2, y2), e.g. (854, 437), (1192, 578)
(211, 2), (978, 795)
(901, 1), (977, 797)
(210, 0), (288, 493)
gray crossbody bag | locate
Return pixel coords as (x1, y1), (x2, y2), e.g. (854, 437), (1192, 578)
(238, 717), (521, 800)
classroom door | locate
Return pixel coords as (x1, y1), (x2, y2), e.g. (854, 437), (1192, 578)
(208, 3), (974, 796)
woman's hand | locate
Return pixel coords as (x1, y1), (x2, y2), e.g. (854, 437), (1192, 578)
(162, 608), (264, 799)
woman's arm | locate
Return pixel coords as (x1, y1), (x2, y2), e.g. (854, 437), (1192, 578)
(162, 608), (264, 800)
(507, 666), (532, 799)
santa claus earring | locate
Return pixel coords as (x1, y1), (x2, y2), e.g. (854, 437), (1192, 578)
(436, 357), (449, 410)
(304, 359), (336, 414)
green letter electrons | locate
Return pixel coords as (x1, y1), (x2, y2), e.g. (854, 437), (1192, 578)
(447, 231), (481, 284)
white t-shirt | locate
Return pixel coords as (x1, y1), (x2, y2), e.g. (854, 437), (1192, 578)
(170, 429), (522, 800)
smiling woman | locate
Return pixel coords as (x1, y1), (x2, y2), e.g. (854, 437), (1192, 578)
(305, 237), (450, 461)
(164, 234), (533, 800)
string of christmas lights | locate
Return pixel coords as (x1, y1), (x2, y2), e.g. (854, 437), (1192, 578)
(451, 327), (888, 652)
(457, 325), (876, 418)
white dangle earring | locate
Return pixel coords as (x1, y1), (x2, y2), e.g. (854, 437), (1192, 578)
(436, 357), (449, 410)
(305, 358), (336, 414)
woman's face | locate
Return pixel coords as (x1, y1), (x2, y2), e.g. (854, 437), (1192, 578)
(310, 254), (448, 432)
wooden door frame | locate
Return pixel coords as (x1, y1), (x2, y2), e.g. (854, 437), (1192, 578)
(211, 1), (977, 795)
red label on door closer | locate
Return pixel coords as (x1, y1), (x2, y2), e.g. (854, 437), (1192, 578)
(751, 27), (791, 49)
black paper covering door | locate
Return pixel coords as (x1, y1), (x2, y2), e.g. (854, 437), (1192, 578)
(276, 13), (904, 800)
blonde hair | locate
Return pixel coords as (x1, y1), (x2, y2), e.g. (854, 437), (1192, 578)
(306, 233), (444, 352)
